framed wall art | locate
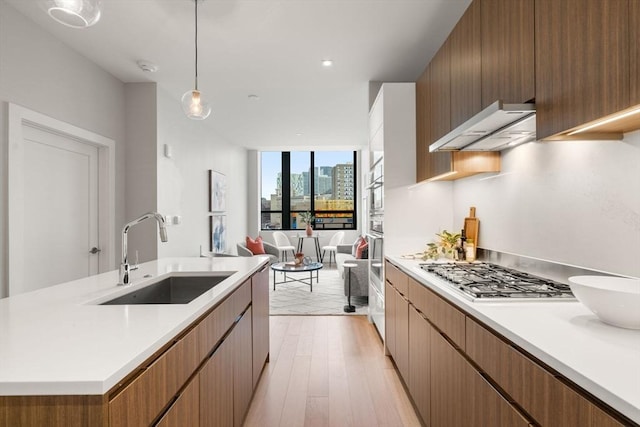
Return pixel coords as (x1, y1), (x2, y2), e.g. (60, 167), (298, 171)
(209, 170), (226, 212)
(210, 215), (227, 253)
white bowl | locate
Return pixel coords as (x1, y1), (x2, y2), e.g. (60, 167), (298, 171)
(568, 276), (640, 330)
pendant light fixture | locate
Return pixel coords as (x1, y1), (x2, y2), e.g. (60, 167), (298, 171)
(43, 0), (102, 28)
(182, 0), (212, 120)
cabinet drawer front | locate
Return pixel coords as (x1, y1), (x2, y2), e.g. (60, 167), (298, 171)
(251, 267), (270, 388)
(426, 291), (465, 350)
(408, 277), (429, 314)
(408, 306), (431, 426)
(197, 279), (251, 360)
(470, 368), (530, 427)
(465, 317), (511, 388)
(155, 375), (199, 427)
(109, 326), (199, 427)
(385, 261), (408, 295)
(408, 276), (465, 349)
(384, 281), (397, 358)
(508, 345), (591, 426)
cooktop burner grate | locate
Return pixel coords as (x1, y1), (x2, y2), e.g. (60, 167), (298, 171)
(419, 262), (574, 300)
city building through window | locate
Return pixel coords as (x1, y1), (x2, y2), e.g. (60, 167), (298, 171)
(261, 151), (357, 230)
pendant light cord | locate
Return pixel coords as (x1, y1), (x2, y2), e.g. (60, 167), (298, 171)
(194, 0), (199, 91)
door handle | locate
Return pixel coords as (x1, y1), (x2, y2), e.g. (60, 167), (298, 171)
(89, 247), (102, 254)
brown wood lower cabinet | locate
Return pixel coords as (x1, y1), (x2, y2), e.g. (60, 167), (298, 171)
(385, 278), (409, 382)
(430, 329), (469, 426)
(395, 290), (409, 383)
(251, 265), (270, 389)
(466, 317), (626, 427)
(408, 306), (431, 426)
(385, 260), (632, 427)
(468, 367), (530, 427)
(233, 308), (253, 427)
(109, 325), (200, 427)
(199, 330), (234, 427)
(156, 375), (200, 427)
(0, 266), (271, 427)
(385, 281), (396, 357)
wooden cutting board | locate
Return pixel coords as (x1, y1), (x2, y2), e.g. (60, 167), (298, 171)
(464, 207), (479, 246)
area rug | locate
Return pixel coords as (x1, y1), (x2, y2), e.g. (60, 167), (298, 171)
(269, 266), (368, 315)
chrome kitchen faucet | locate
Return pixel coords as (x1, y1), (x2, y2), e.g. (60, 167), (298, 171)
(118, 212), (168, 286)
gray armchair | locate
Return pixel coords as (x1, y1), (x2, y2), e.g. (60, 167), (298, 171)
(237, 241), (279, 264)
(335, 244), (369, 297)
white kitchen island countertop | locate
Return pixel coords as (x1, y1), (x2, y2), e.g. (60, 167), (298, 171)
(387, 256), (640, 425)
(0, 256), (269, 396)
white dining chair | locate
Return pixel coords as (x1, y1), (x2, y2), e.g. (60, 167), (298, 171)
(321, 231), (345, 266)
(272, 231), (296, 261)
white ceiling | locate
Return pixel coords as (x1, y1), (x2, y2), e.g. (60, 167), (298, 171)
(7, 0), (471, 150)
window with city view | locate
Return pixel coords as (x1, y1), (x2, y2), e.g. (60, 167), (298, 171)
(261, 151), (357, 230)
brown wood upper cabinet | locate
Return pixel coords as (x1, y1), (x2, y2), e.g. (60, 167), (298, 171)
(631, 0), (639, 105)
(481, 0), (535, 107)
(450, 0), (482, 129)
(415, 63), (500, 182)
(434, 0), (535, 132)
(535, 0), (632, 140)
(416, 66), (430, 183)
(429, 40), (451, 144)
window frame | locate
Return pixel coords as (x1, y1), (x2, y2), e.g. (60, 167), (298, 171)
(260, 151), (357, 231)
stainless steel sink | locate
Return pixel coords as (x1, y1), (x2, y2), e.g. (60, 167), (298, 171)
(101, 274), (233, 305)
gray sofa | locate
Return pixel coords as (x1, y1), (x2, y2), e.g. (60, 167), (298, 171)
(335, 244), (369, 297)
(237, 241), (279, 264)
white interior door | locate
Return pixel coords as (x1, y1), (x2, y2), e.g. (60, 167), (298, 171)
(8, 104), (115, 297)
(21, 125), (99, 292)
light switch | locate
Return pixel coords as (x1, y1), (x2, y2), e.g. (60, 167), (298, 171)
(173, 215), (182, 225)
(163, 144), (173, 158)
(165, 215), (173, 226)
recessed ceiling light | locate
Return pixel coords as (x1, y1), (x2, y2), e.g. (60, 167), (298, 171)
(248, 94), (260, 101)
(296, 133), (303, 136)
(321, 59), (333, 67)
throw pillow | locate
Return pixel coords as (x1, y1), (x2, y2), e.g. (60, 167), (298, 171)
(356, 239), (368, 259)
(352, 236), (363, 257)
(246, 236), (266, 255)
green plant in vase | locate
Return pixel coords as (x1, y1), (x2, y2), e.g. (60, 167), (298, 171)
(422, 230), (461, 260)
(299, 211), (315, 236)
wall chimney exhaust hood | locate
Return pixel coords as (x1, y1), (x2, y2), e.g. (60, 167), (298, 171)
(429, 101), (536, 152)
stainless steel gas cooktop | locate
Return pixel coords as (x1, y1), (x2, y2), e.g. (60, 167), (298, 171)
(419, 262), (575, 301)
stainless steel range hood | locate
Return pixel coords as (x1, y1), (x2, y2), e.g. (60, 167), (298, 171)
(429, 101), (536, 152)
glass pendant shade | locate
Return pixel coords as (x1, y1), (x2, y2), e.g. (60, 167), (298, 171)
(44, 0), (101, 28)
(183, 0), (211, 120)
(182, 89), (211, 120)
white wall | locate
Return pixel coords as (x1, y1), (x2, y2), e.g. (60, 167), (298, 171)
(385, 182), (453, 255)
(124, 83), (158, 263)
(0, 2), (127, 297)
(453, 131), (640, 278)
(156, 87), (248, 258)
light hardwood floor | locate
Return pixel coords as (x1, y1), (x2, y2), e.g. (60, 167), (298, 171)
(243, 316), (422, 427)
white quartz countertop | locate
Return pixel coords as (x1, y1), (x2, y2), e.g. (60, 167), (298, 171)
(0, 256), (269, 396)
(387, 256), (640, 424)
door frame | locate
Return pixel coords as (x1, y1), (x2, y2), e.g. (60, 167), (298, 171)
(7, 103), (115, 295)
